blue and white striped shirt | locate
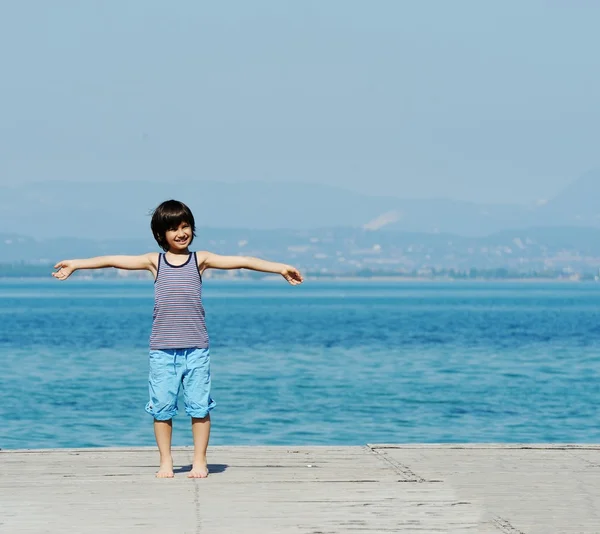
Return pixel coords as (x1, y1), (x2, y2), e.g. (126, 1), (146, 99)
(149, 252), (209, 349)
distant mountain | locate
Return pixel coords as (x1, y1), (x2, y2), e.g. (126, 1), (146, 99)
(535, 169), (600, 226)
(1, 171), (599, 238)
(0, 179), (527, 239)
(369, 198), (535, 235)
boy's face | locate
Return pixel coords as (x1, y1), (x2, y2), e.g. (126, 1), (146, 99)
(164, 221), (193, 252)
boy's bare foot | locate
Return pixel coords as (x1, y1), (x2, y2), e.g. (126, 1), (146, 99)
(187, 462), (209, 478)
(156, 457), (174, 478)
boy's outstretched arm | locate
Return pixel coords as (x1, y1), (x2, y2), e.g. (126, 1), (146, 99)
(197, 252), (303, 285)
(52, 254), (158, 281)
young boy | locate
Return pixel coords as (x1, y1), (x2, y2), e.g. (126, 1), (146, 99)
(52, 199), (303, 478)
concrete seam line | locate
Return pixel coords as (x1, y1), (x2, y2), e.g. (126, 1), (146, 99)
(492, 515), (527, 534)
(365, 445), (427, 483)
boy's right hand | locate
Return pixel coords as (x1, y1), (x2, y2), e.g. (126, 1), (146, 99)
(52, 260), (76, 281)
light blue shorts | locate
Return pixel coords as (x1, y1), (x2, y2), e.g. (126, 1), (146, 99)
(145, 347), (216, 420)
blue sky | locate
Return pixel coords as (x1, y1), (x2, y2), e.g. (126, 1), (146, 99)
(1, 1), (599, 204)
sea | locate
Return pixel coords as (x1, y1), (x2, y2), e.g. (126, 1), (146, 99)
(1, 278), (600, 449)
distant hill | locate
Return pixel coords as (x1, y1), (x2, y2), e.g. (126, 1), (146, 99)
(1, 170), (600, 238)
(535, 169), (600, 226)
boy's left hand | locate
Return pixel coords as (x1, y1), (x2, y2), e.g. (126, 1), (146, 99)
(281, 266), (303, 285)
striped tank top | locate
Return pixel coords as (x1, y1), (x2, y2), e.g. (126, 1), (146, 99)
(149, 252), (209, 350)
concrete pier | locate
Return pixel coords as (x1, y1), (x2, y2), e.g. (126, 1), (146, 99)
(1, 444), (599, 533)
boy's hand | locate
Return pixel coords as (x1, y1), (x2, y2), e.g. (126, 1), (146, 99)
(281, 265), (303, 285)
(52, 260), (76, 281)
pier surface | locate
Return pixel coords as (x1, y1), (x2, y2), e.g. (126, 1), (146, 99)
(1, 444), (599, 533)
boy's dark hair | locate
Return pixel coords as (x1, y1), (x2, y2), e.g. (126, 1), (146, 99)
(151, 200), (196, 251)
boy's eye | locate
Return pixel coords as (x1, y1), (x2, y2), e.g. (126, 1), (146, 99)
(168, 224), (189, 232)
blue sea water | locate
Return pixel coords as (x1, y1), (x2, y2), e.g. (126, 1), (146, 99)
(1, 279), (600, 449)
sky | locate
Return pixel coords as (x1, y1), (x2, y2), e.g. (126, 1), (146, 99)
(1, 1), (599, 205)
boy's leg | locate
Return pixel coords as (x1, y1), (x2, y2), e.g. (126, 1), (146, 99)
(189, 415), (211, 478)
(182, 347), (216, 478)
(145, 349), (182, 478)
(154, 419), (174, 478)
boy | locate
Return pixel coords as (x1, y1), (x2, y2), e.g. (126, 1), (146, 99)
(53, 199), (303, 478)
